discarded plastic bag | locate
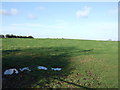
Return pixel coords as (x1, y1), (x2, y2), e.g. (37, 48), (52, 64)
(51, 68), (61, 71)
(4, 68), (19, 75)
(19, 67), (31, 72)
(37, 66), (48, 70)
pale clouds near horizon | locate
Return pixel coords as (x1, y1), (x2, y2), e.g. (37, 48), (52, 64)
(2, 21), (118, 40)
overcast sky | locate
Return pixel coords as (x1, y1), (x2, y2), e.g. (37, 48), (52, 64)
(0, 2), (118, 40)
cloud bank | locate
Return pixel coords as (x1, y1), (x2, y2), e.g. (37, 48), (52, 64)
(0, 8), (19, 16)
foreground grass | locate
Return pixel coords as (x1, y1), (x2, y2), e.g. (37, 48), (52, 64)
(2, 38), (118, 88)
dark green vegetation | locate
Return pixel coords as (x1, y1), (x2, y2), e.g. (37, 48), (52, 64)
(0, 34), (33, 38)
(2, 38), (118, 88)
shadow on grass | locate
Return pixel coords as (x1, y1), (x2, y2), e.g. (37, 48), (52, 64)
(2, 47), (93, 88)
(58, 79), (92, 89)
(2, 50), (21, 53)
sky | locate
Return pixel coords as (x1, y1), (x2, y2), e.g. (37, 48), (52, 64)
(0, 2), (118, 41)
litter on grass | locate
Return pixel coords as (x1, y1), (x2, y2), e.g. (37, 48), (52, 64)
(37, 66), (48, 70)
(4, 66), (62, 75)
(19, 67), (31, 72)
(51, 68), (62, 71)
(4, 68), (19, 75)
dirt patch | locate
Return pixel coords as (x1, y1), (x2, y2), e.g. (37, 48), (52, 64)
(80, 55), (96, 63)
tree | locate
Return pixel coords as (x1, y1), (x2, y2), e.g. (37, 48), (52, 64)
(0, 35), (4, 38)
(28, 36), (33, 38)
(6, 34), (10, 38)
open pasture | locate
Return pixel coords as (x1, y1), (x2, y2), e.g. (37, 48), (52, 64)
(2, 38), (118, 88)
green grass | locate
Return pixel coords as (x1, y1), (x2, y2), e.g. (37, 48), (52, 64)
(2, 38), (118, 88)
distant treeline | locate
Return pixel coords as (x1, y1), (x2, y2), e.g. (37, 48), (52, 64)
(0, 34), (34, 38)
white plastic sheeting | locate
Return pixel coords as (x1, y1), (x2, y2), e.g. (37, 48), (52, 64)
(4, 68), (19, 75)
(37, 66), (48, 70)
(3, 66), (62, 75)
(51, 68), (62, 71)
(19, 67), (31, 72)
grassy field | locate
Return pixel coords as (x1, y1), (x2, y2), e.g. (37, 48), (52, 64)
(2, 38), (118, 88)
